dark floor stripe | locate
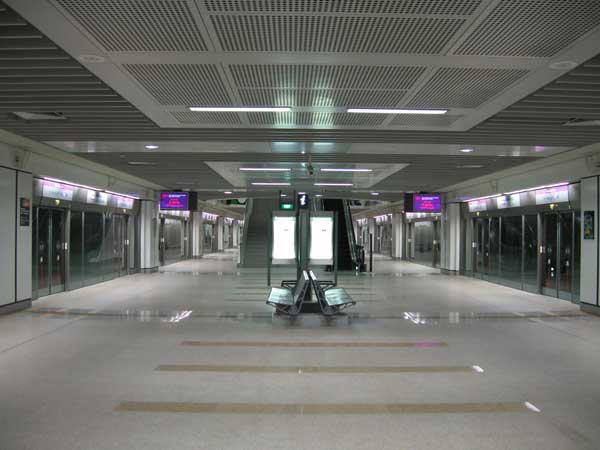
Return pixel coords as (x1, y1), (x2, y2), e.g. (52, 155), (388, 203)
(116, 401), (534, 415)
(155, 364), (476, 373)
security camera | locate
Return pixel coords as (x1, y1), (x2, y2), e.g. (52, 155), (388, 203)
(307, 164), (315, 176)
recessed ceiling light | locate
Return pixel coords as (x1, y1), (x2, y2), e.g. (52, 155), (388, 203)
(251, 182), (291, 186)
(314, 183), (353, 187)
(224, 191), (233, 194)
(320, 168), (373, 172)
(190, 107), (291, 112)
(315, 194), (323, 197)
(78, 54), (105, 63)
(145, 144), (159, 150)
(460, 148), (474, 153)
(347, 108), (447, 115)
(127, 161), (157, 166)
(280, 193), (287, 197)
(456, 165), (484, 169)
(239, 167), (291, 171)
(371, 192), (380, 196)
(549, 61), (577, 70)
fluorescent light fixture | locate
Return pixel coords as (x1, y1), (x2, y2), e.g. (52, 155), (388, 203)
(472, 365), (484, 373)
(460, 148), (474, 153)
(315, 194), (323, 197)
(105, 190), (139, 200)
(298, 192), (306, 195)
(280, 194), (287, 197)
(467, 194), (502, 202)
(42, 176), (100, 192)
(224, 191), (233, 194)
(128, 161), (157, 166)
(563, 119), (600, 127)
(314, 183), (353, 187)
(371, 192), (380, 196)
(347, 108), (447, 115)
(525, 402), (541, 413)
(504, 182), (569, 196)
(190, 106), (290, 112)
(239, 167), (291, 171)
(145, 144), (159, 150)
(251, 182), (291, 186)
(456, 164), (483, 168)
(320, 168), (373, 172)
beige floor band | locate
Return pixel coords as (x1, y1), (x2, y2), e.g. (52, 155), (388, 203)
(155, 364), (475, 373)
(180, 341), (447, 348)
(116, 401), (531, 415)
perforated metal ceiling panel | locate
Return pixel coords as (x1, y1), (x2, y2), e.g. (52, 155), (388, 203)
(388, 114), (463, 127)
(456, 0), (600, 57)
(211, 15), (464, 54)
(204, 0), (482, 15)
(247, 112), (387, 127)
(409, 68), (529, 108)
(54, 0), (207, 52)
(123, 64), (232, 106)
(171, 111), (242, 125)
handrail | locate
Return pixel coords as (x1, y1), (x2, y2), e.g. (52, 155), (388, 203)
(239, 198), (254, 266)
(343, 200), (360, 268)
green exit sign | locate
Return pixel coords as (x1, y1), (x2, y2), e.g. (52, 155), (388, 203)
(280, 203), (294, 210)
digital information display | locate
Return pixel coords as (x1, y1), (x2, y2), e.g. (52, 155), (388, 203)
(272, 216), (296, 261)
(535, 185), (569, 205)
(160, 192), (189, 210)
(413, 194), (442, 212)
(310, 216), (334, 263)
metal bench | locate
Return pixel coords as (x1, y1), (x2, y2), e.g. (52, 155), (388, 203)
(266, 270), (310, 315)
(308, 270), (356, 316)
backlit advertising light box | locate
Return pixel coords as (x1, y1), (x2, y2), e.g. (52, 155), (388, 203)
(160, 192), (197, 210)
(413, 194), (442, 212)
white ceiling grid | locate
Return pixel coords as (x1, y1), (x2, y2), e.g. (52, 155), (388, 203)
(35, 0), (600, 131)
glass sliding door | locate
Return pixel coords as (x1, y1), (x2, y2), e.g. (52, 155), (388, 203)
(84, 212), (105, 286)
(542, 214), (558, 296)
(523, 215), (539, 293)
(69, 211), (84, 290)
(34, 208), (51, 298)
(413, 221), (434, 267)
(487, 217), (500, 280)
(499, 216), (522, 289)
(161, 218), (184, 265)
(473, 218), (486, 278)
(558, 212), (574, 301)
(50, 209), (66, 293)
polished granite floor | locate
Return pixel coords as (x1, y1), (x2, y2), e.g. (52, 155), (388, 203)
(1, 254), (599, 450)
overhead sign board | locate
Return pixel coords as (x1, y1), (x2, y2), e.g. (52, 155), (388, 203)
(297, 193), (309, 210)
(160, 192), (189, 210)
(87, 190), (108, 206)
(413, 194), (442, 212)
(42, 180), (74, 201)
(496, 194), (521, 209)
(468, 199), (487, 212)
(535, 185), (569, 205)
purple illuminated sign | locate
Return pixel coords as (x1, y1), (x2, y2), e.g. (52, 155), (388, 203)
(160, 192), (189, 210)
(413, 194), (442, 212)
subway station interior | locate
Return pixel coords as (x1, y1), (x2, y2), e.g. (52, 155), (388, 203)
(2, 1), (600, 449)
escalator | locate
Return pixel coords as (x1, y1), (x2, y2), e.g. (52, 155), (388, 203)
(239, 198), (279, 267)
(322, 199), (362, 271)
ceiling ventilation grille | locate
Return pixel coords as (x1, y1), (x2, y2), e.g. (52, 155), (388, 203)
(455, 0), (600, 57)
(171, 111), (242, 125)
(204, 0), (481, 15)
(53, 0), (207, 51)
(238, 88), (407, 108)
(409, 68), (529, 108)
(123, 64), (232, 106)
(248, 112), (386, 126)
(230, 64), (426, 90)
(389, 114), (462, 127)
(211, 15), (464, 53)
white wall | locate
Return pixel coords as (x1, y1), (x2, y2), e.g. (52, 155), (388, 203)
(580, 177), (599, 307)
(0, 167), (17, 307)
(16, 171), (32, 301)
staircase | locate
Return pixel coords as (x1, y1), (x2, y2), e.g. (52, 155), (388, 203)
(240, 198), (279, 267)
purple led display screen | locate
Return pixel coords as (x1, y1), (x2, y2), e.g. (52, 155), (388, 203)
(160, 192), (189, 210)
(413, 194), (442, 212)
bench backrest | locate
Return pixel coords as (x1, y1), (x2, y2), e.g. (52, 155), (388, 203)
(292, 270), (310, 305)
(308, 270), (326, 302)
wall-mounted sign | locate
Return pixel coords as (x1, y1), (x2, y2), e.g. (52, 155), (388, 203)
(160, 192), (189, 210)
(310, 216), (334, 262)
(535, 185), (569, 205)
(297, 193), (309, 210)
(87, 190), (108, 206)
(115, 196), (134, 209)
(413, 194), (442, 212)
(584, 210), (595, 240)
(42, 180), (74, 201)
(468, 199), (487, 212)
(272, 216), (296, 261)
(280, 202), (294, 210)
(496, 194), (521, 210)
(19, 197), (30, 226)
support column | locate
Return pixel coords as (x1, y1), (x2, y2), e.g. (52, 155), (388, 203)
(580, 176), (599, 314)
(232, 221), (239, 247)
(391, 213), (403, 260)
(217, 216), (224, 252)
(138, 199), (159, 272)
(191, 211), (203, 258)
(440, 202), (462, 274)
